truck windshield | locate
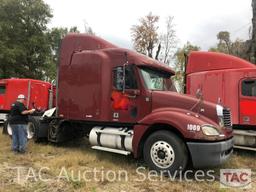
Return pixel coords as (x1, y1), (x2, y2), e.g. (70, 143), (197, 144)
(140, 67), (176, 91)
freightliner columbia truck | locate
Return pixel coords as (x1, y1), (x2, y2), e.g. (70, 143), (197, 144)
(25, 34), (233, 173)
(186, 51), (256, 151)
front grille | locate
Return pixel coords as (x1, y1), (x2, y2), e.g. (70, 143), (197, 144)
(223, 108), (232, 128)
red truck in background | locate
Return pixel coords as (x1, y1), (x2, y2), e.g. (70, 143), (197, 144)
(32, 34), (233, 173)
(0, 78), (55, 138)
(186, 51), (256, 150)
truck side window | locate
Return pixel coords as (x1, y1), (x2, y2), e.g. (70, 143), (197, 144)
(242, 80), (256, 97)
(113, 65), (138, 90)
(0, 86), (5, 94)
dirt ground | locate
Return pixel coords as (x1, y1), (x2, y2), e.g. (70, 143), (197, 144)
(0, 127), (255, 192)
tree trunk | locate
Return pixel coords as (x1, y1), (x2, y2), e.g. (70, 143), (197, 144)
(155, 43), (161, 60)
(251, 0), (256, 63)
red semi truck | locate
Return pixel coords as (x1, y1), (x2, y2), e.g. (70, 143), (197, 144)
(186, 51), (256, 150)
(0, 78), (55, 137)
(32, 34), (233, 173)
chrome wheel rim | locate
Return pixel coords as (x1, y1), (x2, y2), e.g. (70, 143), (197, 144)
(7, 123), (12, 136)
(150, 141), (175, 169)
(27, 122), (35, 139)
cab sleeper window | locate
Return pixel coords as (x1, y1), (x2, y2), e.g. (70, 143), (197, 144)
(242, 80), (256, 97)
(113, 65), (138, 90)
(0, 86), (6, 94)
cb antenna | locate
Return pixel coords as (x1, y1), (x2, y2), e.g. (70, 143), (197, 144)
(123, 52), (128, 93)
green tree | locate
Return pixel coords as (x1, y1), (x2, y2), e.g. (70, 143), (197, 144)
(230, 38), (248, 59)
(46, 27), (80, 81)
(216, 31), (231, 54)
(131, 12), (159, 58)
(174, 42), (200, 93)
(0, 0), (52, 79)
(209, 31), (249, 61)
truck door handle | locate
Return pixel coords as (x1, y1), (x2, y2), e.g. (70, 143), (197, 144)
(126, 94), (137, 99)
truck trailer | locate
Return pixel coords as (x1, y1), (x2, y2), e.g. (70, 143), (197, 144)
(32, 34), (233, 173)
(186, 51), (256, 151)
(0, 78), (55, 138)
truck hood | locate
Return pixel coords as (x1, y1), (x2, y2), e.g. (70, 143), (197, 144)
(151, 91), (218, 125)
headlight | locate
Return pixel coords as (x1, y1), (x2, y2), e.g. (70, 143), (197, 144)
(201, 125), (220, 136)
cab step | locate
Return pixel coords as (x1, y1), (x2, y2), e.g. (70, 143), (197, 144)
(91, 146), (131, 155)
(234, 145), (256, 151)
(234, 129), (256, 136)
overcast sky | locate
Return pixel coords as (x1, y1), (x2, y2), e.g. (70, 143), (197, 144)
(44, 0), (252, 50)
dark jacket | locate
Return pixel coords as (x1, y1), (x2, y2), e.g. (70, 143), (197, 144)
(9, 101), (28, 124)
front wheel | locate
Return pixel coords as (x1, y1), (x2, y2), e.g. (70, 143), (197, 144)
(143, 131), (188, 174)
(27, 116), (41, 140)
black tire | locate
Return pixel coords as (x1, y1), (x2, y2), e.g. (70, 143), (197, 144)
(143, 131), (188, 175)
(2, 120), (8, 135)
(28, 116), (41, 142)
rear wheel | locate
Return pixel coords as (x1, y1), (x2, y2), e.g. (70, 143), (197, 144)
(27, 116), (40, 140)
(2, 119), (9, 135)
(143, 131), (188, 174)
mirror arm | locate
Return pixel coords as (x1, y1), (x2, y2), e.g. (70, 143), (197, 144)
(123, 64), (126, 93)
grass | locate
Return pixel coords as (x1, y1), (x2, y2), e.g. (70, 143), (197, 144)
(0, 128), (255, 192)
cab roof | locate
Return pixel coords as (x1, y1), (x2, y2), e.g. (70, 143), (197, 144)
(61, 34), (175, 75)
(186, 51), (256, 74)
(0, 78), (51, 85)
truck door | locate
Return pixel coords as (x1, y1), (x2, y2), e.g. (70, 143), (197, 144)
(111, 65), (151, 123)
(239, 78), (256, 125)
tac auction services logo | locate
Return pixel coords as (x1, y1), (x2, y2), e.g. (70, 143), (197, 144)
(220, 169), (251, 189)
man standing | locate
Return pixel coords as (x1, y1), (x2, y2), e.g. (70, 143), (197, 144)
(9, 94), (35, 153)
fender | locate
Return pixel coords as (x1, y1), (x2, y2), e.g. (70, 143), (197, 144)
(132, 107), (218, 158)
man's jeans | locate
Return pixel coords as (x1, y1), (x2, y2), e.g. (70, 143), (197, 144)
(11, 124), (27, 152)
